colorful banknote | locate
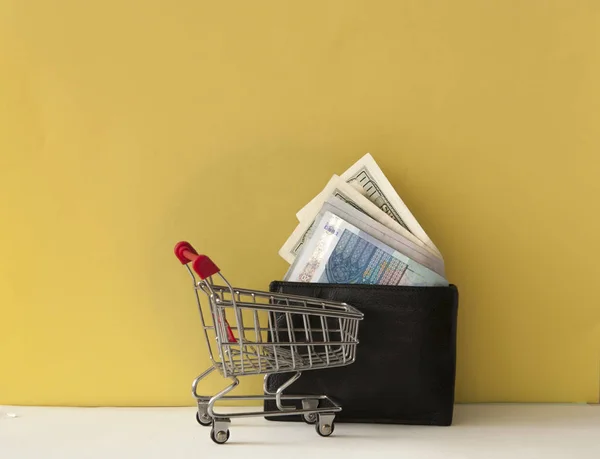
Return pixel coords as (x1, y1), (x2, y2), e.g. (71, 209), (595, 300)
(284, 210), (448, 286)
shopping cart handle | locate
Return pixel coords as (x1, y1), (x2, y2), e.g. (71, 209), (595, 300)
(174, 241), (220, 279)
(174, 241), (198, 264)
(192, 256), (220, 280)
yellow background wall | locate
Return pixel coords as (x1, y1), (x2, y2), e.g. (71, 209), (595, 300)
(1, 1), (599, 406)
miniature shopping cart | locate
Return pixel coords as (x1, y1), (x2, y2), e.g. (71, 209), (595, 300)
(174, 241), (363, 444)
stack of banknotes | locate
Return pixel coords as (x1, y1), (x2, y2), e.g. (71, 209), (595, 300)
(280, 153), (448, 286)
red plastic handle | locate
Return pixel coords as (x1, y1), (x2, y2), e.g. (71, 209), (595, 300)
(174, 241), (198, 264)
(174, 241), (220, 280)
(192, 256), (220, 280)
(174, 241), (235, 342)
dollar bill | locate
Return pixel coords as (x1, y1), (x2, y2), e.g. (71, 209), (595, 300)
(297, 153), (441, 258)
(279, 180), (445, 276)
(293, 174), (441, 260)
(278, 218), (314, 264)
(284, 210), (448, 286)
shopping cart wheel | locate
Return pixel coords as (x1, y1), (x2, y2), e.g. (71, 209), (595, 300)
(210, 428), (230, 444)
(301, 399), (319, 424)
(315, 414), (336, 437)
(196, 411), (212, 427)
(303, 412), (318, 424)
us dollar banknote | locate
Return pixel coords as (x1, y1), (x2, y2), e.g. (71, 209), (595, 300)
(278, 218), (315, 264)
(280, 196), (445, 277)
(297, 153), (441, 258)
(284, 210), (448, 286)
(292, 175), (441, 260)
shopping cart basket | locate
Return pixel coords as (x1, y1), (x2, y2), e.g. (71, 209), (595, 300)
(174, 241), (363, 444)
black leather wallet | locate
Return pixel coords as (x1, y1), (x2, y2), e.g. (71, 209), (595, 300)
(264, 282), (459, 426)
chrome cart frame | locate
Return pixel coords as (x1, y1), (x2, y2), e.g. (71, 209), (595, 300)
(174, 241), (363, 444)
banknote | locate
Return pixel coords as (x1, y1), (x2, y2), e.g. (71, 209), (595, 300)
(298, 153), (441, 257)
(293, 174), (441, 260)
(320, 198), (445, 277)
(279, 183), (445, 276)
(278, 218), (314, 263)
(280, 194), (445, 275)
(284, 211), (448, 286)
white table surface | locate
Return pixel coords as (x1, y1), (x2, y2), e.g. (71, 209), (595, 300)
(1, 404), (599, 458)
